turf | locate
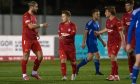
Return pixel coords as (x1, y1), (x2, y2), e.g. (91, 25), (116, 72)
(0, 59), (140, 84)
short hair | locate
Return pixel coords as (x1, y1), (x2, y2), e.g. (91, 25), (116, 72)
(91, 9), (99, 16)
(105, 6), (116, 15)
(62, 10), (71, 17)
(125, 0), (134, 5)
(28, 1), (37, 7)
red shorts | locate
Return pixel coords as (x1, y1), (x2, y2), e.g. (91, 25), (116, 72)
(59, 45), (76, 62)
(107, 43), (121, 57)
(22, 40), (42, 53)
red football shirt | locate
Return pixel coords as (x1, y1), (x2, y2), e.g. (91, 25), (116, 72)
(122, 12), (135, 47)
(106, 17), (122, 46)
(58, 21), (76, 49)
(22, 12), (38, 41)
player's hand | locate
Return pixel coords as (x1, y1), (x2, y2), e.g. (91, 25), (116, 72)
(126, 22), (130, 26)
(37, 34), (40, 40)
(126, 44), (131, 52)
(94, 31), (100, 36)
(102, 41), (106, 47)
(59, 36), (64, 40)
(81, 42), (86, 49)
(61, 33), (70, 36)
(121, 41), (126, 50)
(43, 23), (48, 28)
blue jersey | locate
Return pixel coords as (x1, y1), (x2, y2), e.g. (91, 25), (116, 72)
(128, 8), (140, 54)
(85, 19), (100, 40)
(128, 8), (140, 43)
(85, 19), (100, 53)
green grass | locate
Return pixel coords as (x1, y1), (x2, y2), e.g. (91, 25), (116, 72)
(0, 59), (140, 84)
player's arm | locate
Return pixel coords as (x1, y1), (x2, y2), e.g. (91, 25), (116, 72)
(69, 25), (77, 36)
(24, 15), (48, 29)
(99, 28), (108, 34)
(81, 22), (89, 49)
(117, 20), (126, 49)
(82, 30), (88, 49)
(64, 24), (77, 37)
(58, 24), (63, 39)
(126, 12), (138, 52)
(27, 23), (48, 29)
(127, 14), (138, 44)
(61, 24), (77, 37)
(121, 15), (126, 33)
(97, 35), (106, 47)
(119, 30), (126, 49)
(94, 28), (107, 36)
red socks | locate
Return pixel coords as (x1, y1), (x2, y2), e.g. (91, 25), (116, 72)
(21, 60), (28, 74)
(33, 59), (42, 71)
(111, 61), (118, 75)
(61, 63), (66, 76)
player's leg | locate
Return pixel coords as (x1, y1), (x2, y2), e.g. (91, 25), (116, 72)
(77, 53), (93, 74)
(93, 52), (104, 75)
(106, 44), (120, 81)
(77, 43), (94, 74)
(127, 50), (135, 78)
(31, 41), (43, 80)
(21, 52), (30, 80)
(69, 51), (77, 80)
(110, 55), (119, 81)
(21, 40), (31, 80)
(59, 50), (67, 80)
(131, 54), (140, 84)
(131, 42), (140, 84)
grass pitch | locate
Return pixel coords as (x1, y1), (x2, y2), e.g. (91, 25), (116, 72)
(0, 59), (140, 84)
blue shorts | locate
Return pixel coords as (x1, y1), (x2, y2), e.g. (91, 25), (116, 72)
(86, 39), (98, 53)
(135, 37), (140, 54)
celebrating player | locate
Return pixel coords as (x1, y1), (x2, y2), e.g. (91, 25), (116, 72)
(95, 6), (125, 81)
(58, 10), (77, 80)
(21, 1), (48, 80)
(126, 7), (140, 84)
(77, 9), (106, 75)
(121, 0), (135, 79)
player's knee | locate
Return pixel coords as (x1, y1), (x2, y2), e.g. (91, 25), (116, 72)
(110, 55), (117, 61)
(95, 53), (100, 59)
(61, 59), (66, 63)
(134, 61), (140, 67)
(87, 53), (93, 61)
(87, 57), (92, 61)
(38, 55), (43, 61)
(71, 61), (76, 65)
(23, 52), (29, 60)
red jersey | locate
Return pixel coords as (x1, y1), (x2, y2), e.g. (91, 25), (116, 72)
(22, 12), (38, 41)
(121, 12), (135, 48)
(106, 17), (122, 46)
(58, 21), (76, 50)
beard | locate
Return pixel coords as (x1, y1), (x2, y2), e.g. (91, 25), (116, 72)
(32, 9), (37, 15)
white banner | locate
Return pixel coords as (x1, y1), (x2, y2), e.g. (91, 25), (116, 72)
(0, 36), (55, 56)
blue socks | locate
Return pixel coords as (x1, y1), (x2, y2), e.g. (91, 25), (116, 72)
(77, 58), (89, 69)
(94, 59), (100, 73)
(132, 66), (140, 84)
